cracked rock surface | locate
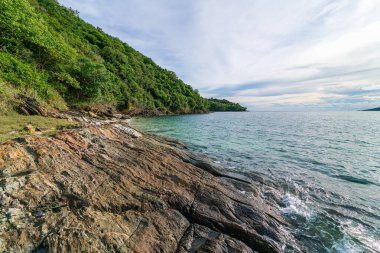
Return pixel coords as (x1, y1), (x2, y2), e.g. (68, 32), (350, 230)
(0, 123), (300, 252)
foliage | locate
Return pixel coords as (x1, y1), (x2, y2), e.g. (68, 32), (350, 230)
(0, 0), (244, 113)
(0, 81), (21, 114)
(208, 98), (247, 112)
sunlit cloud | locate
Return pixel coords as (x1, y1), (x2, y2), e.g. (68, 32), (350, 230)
(58, 0), (380, 110)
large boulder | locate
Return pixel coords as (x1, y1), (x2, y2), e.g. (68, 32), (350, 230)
(16, 95), (48, 116)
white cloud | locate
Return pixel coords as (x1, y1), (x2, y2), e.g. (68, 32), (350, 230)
(227, 92), (347, 109)
(362, 85), (380, 91)
(58, 0), (380, 110)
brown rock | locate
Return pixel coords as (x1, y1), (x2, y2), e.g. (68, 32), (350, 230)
(16, 95), (47, 116)
(0, 123), (300, 252)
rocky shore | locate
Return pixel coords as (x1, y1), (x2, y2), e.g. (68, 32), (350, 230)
(0, 115), (300, 252)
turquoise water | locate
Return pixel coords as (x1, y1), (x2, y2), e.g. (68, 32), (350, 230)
(131, 112), (380, 252)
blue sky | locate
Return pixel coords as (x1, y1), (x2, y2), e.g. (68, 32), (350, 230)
(58, 0), (380, 110)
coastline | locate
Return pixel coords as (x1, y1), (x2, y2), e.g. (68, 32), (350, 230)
(0, 114), (298, 252)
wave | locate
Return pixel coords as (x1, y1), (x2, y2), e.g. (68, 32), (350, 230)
(281, 193), (313, 219)
(334, 175), (378, 186)
(331, 238), (361, 253)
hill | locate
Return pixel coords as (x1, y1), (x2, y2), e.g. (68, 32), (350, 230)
(208, 98), (247, 112)
(0, 0), (246, 115)
(362, 107), (380, 111)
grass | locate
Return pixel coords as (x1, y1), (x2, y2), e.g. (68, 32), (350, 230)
(0, 114), (77, 142)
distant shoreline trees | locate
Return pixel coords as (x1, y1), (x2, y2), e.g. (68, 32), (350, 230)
(208, 98), (247, 111)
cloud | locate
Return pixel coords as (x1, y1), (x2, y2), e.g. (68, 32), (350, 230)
(58, 0), (380, 110)
(227, 92), (347, 107)
(362, 85), (380, 91)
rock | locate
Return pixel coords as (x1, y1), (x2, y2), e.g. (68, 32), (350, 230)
(177, 224), (254, 253)
(113, 124), (142, 138)
(112, 113), (122, 119)
(0, 123), (300, 252)
(6, 208), (22, 223)
(16, 95), (47, 116)
(120, 114), (131, 120)
(24, 125), (36, 135)
(88, 111), (98, 118)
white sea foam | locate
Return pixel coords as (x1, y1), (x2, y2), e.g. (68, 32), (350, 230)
(281, 193), (313, 219)
(341, 221), (380, 252)
(330, 238), (360, 253)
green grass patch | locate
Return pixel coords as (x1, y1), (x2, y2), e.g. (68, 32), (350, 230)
(0, 114), (77, 142)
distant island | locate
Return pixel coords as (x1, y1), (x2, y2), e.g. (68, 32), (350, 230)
(362, 107), (380, 111)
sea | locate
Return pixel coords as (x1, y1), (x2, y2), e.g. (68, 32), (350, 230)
(131, 111), (380, 253)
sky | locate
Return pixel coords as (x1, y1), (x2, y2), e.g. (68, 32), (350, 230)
(58, 0), (380, 111)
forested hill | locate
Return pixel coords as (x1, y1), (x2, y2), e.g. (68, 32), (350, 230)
(208, 98), (247, 112)
(0, 0), (246, 114)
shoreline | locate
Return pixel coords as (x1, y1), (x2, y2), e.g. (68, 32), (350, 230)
(0, 114), (299, 252)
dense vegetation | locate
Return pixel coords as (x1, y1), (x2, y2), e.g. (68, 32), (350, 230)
(208, 98), (247, 112)
(0, 0), (246, 114)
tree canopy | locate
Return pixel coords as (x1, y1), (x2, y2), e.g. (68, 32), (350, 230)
(0, 0), (246, 114)
(208, 98), (247, 112)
